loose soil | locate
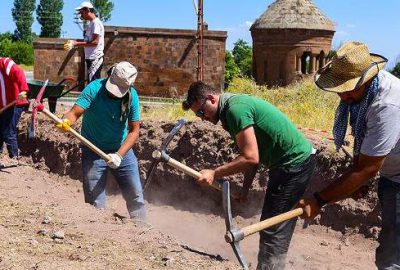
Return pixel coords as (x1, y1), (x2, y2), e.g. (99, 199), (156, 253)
(0, 109), (380, 269)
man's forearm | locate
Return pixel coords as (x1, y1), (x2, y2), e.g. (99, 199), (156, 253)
(117, 132), (138, 157)
(214, 155), (258, 179)
(319, 169), (374, 203)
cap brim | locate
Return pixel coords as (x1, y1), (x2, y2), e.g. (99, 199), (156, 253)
(315, 54), (387, 93)
(106, 77), (129, 98)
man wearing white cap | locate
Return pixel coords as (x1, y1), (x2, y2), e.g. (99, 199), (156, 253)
(56, 62), (146, 221)
(65, 1), (104, 83)
(299, 41), (400, 269)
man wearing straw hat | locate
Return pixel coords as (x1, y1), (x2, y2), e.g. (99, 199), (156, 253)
(299, 41), (400, 269)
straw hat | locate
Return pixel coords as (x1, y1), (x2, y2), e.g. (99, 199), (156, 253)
(315, 42), (387, 93)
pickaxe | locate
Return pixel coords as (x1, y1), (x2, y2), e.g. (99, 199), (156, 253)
(143, 118), (187, 191)
(0, 100), (18, 115)
(30, 81), (113, 163)
(222, 181), (304, 269)
(145, 119), (240, 199)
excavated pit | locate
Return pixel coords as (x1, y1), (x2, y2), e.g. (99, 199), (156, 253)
(9, 112), (381, 269)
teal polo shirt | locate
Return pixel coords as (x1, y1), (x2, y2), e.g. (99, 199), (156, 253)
(75, 79), (140, 151)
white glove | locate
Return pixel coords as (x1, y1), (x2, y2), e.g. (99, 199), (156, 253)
(63, 40), (75, 51)
(107, 153), (122, 169)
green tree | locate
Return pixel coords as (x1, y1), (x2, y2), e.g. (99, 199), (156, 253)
(232, 39), (253, 78)
(12, 0), (36, 43)
(225, 51), (240, 86)
(91, 0), (114, 22)
(36, 0), (64, 38)
(391, 61), (400, 79)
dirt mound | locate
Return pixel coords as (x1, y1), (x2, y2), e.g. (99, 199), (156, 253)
(17, 115), (380, 238)
(0, 114), (380, 269)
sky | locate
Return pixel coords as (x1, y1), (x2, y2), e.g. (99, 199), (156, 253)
(1, 0), (400, 68)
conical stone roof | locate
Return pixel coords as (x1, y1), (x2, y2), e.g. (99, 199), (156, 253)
(251, 0), (335, 31)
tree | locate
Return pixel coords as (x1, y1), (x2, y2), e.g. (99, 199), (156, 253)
(12, 0), (36, 43)
(91, 0), (114, 22)
(225, 51), (240, 86)
(391, 62), (400, 79)
(36, 0), (64, 38)
(232, 39), (253, 78)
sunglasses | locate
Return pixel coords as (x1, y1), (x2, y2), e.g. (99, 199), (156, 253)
(195, 98), (208, 118)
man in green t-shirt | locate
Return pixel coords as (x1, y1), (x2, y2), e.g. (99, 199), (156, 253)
(182, 81), (316, 270)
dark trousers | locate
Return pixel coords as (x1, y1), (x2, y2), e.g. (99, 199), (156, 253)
(0, 106), (24, 158)
(86, 58), (103, 83)
(257, 154), (316, 270)
(376, 177), (400, 270)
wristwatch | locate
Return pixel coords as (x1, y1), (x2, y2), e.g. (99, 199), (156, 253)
(313, 192), (329, 208)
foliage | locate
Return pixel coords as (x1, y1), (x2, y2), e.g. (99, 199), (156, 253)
(12, 0), (36, 43)
(224, 51), (240, 87)
(36, 0), (64, 38)
(91, 0), (114, 22)
(232, 39), (253, 78)
(390, 61), (400, 79)
(226, 77), (338, 130)
(0, 41), (34, 65)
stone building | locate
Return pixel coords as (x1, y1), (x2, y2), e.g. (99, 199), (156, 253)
(33, 26), (227, 96)
(250, 0), (335, 86)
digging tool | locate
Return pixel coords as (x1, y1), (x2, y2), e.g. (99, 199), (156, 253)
(144, 119), (186, 191)
(222, 181), (304, 269)
(30, 82), (112, 162)
(28, 79), (49, 138)
(152, 149), (240, 200)
(0, 100), (17, 115)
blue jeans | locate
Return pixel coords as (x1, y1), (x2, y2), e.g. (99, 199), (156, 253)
(0, 106), (24, 158)
(257, 154), (316, 270)
(376, 177), (400, 270)
(81, 146), (146, 220)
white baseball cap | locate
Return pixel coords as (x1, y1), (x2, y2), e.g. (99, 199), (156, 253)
(75, 1), (94, 10)
(106, 62), (138, 98)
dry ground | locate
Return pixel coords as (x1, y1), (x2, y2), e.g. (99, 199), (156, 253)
(0, 113), (381, 269)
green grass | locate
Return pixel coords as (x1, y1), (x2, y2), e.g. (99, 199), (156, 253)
(19, 64), (33, 72)
(226, 77), (339, 131)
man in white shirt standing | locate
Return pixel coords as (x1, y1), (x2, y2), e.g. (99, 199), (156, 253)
(66, 1), (104, 83)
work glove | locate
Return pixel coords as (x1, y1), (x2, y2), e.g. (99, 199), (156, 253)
(18, 91), (27, 101)
(55, 119), (71, 132)
(63, 40), (75, 51)
(107, 153), (123, 169)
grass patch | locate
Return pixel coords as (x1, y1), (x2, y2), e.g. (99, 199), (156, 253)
(20, 64), (33, 72)
(138, 77), (340, 132)
(226, 77), (339, 131)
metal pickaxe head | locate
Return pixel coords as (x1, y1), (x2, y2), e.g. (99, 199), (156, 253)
(28, 79), (48, 139)
(143, 118), (186, 191)
(222, 181), (248, 270)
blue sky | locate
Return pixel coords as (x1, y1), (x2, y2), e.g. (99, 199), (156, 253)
(1, 0), (399, 68)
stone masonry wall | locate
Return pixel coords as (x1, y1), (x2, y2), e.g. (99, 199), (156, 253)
(33, 26), (227, 96)
(251, 28), (334, 87)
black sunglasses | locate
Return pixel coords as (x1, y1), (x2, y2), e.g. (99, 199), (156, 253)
(195, 98), (208, 118)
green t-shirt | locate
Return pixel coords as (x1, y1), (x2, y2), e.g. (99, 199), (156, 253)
(222, 94), (312, 169)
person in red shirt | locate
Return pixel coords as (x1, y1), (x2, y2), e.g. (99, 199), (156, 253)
(0, 57), (29, 160)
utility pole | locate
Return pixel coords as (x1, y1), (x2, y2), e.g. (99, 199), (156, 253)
(196, 0), (204, 81)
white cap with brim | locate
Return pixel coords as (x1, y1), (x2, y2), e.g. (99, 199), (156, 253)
(106, 62), (138, 98)
(75, 1), (94, 10)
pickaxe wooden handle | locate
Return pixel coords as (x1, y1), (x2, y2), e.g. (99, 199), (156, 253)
(152, 150), (240, 199)
(0, 100), (17, 115)
(39, 106), (112, 162)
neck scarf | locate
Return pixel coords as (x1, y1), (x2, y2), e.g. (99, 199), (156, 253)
(333, 76), (379, 155)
